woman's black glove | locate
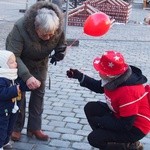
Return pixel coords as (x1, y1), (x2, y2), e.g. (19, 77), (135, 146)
(50, 53), (65, 65)
(66, 68), (83, 81)
(50, 45), (67, 65)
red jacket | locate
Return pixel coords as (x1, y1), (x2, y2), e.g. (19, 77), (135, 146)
(105, 84), (150, 134)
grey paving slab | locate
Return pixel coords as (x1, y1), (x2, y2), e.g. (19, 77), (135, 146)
(0, 0), (150, 150)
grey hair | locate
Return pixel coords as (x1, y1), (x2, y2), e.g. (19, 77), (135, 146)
(34, 8), (59, 33)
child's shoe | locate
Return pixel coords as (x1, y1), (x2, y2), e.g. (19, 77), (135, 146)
(3, 142), (13, 149)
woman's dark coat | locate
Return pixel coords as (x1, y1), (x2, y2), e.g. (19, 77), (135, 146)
(6, 1), (67, 82)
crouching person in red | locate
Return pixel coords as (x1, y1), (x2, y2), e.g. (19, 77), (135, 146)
(67, 50), (150, 150)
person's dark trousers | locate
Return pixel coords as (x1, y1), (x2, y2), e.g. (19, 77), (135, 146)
(13, 83), (45, 131)
(0, 112), (18, 147)
(13, 93), (26, 132)
(84, 101), (111, 130)
(27, 81), (45, 130)
(84, 101), (145, 149)
(13, 67), (47, 132)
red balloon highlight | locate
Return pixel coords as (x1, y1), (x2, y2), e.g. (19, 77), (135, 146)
(84, 12), (111, 37)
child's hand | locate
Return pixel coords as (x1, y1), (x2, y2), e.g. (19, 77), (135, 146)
(66, 68), (83, 81)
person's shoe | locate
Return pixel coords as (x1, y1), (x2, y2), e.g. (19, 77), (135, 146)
(126, 141), (143, 150)
(106, 142), (127, 150)
(11, 132), (21, 141)
(3, 142), (13, 149)
(27, 130), (49, 141)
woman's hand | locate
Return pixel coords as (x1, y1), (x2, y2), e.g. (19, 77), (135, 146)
(26, 76), (41, 90)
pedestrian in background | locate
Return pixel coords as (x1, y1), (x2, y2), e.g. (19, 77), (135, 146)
(6, 1), (67, 141)
(0, 50), (30, 150)
(67, 50), (150, 150)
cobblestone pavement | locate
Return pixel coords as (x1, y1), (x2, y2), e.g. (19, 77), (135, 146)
(0, 0), (150, 149)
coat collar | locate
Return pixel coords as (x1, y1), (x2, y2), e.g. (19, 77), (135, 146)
(104, 66), (132, 90)
(104, 66), (147, 91)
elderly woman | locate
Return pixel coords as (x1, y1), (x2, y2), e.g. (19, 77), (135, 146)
(6, 1), (67, 141)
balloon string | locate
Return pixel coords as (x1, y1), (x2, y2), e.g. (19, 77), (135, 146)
(110, 19), (115, 28)
(66, 32), (84, 50)
(61, 32), (84, 73)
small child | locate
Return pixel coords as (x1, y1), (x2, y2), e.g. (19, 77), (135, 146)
(0, 50), (30, 150)
(67, 50), (150, 150)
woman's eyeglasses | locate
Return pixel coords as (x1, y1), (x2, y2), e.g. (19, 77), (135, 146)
(36, 30), (55, 40)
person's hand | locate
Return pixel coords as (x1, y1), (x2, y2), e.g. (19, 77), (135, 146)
(50, 45), (67, 65)
(26, 76), (41, 90)
(66, 68), (83, 81)
(50, 53), (65, 65)
(50, 55), (58, 65)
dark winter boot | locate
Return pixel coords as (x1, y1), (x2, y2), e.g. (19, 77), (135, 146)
(126, 141), (143, 150)
(99, 142), (127, 150)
